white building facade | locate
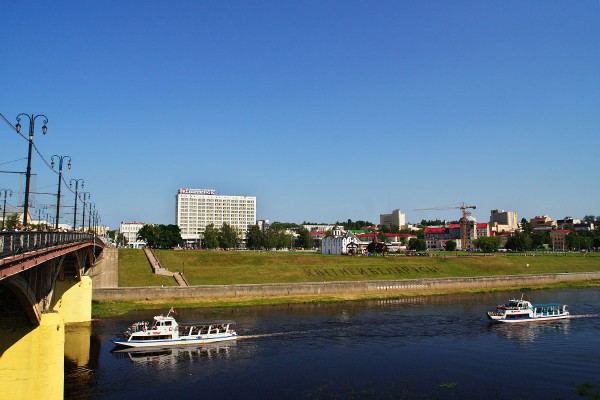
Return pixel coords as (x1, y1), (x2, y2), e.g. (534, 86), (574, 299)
(380, 209), (407, 229)
(119, 221), (146, 248)
(175, 188), (256, 247)
(321, 228), (360, 255)
(490, 209), (518, 233)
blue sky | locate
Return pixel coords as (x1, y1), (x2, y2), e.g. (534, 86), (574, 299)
(1, 1), (599, 229)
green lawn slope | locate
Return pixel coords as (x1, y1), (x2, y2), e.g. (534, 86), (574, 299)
(118, 249), (600, 286)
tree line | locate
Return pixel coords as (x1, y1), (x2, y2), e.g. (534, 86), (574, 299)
(128, 215), (600, 252)
(135, 222), (315, 250)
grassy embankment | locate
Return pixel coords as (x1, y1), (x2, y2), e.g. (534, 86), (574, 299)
(121, 249), (600, 285)
(93, 249), (600, 317)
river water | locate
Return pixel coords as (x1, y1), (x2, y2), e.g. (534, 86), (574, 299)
(66, 289), (600, 399)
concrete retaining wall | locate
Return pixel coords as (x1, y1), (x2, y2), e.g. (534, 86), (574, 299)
(92, 272), (600, 301)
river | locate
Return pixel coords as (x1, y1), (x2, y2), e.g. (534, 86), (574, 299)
(65, 288), (600, 399)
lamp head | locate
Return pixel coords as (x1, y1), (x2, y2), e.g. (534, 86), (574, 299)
(67, 161), (72, 169)
(51, 160), (55, 169)
(42, 125), (47, 134)
(16, 122), (21, 133)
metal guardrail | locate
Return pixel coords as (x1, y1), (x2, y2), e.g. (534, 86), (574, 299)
(0, 232), (97, 259)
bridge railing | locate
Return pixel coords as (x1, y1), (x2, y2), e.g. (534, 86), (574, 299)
(0, 232), (97, 259)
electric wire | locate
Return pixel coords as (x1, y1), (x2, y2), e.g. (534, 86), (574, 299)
(0, 157), (27, 166)
(2, 112), (98, 226)
(0, 112), (28, 141)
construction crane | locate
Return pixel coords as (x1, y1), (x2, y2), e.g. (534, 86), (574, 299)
(415, 202), (477, 249)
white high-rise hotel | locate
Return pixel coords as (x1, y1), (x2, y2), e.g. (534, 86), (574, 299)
(175, 188), (256, 246)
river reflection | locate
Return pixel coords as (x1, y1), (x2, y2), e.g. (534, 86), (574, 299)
(490, 319), (571, 344)
(65, 289), (600, 400)
(111, 342), (236, 365)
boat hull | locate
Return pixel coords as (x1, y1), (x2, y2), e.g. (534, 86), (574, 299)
(112, 333), (237, 348)
(487, 312), (570, 323)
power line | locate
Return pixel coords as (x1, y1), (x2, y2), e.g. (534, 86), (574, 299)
(0, 157), (27, 166)
(0, 112), (28, 141)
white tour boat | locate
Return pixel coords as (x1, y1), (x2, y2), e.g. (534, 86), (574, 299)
(111, 308), (237, 348)
(487, 296), (570, 323)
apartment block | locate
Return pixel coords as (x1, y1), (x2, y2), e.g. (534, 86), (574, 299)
(175, 188), (256, 247)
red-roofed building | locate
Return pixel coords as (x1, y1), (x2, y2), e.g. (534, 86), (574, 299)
(424, 226), (460, 250)
(530, 215), (556, 231)
(423, 216), (482, 251)
(476, 223), (490, 238)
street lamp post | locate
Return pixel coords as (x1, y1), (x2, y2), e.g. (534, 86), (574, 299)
(36, 204), (48, 230)
(92, 209), (96, 235)
(80, 192), (91, 232)
(88, 203), (95, 233)
(92, 208), (97, 235)
(69, 179), (84, 231)
(15, 114), (47, 226)
(1, 189), (13, 230)
(51, 155), (71, 229)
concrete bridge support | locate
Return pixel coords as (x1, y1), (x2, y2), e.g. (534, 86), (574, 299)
(52, 276), (93, 323)
(0, 312), (65, 400)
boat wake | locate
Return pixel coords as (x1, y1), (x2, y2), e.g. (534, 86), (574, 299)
(238, 329), (327, 340)
(570, 313), (600, 319)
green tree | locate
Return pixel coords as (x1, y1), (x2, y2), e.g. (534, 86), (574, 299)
(276, 230), (292, 250)
(136, 224), (181, 248)
(137, 224), (160, 247)
(202, 224), (219, 249)
(333, 219), (375, 230)
(408, 238), (427, 251)
(583, 215), (595, 224)
(505, 232), (533, 251)
(269, 222), (299, 230)
(520, 218), (532, 234)
(473, 236), (502, 252)
(566, 232), (593, 251)
(5, 213), (21, 230)
(297, 227), (313, 249)
(158, 224), (182, 248)
(219, 222), (239, 250)
(444, 240), (457, 251)
(245, 224), (264, 250)
(531, 231), (551, 249)
(265, 225), (280, 250)
(117, 232), (128, 247)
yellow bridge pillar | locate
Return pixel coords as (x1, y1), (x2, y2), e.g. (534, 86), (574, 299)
(0, 312), (65, 400)
(53, 276), (93, 323)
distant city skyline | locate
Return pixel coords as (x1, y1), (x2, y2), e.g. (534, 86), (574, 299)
(2, 1), (599, 229)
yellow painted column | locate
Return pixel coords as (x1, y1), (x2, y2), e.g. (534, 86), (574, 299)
(0, 312), (65, 400)
(53, 276), (93, 323)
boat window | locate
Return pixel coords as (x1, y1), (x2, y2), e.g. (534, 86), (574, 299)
(165, 321), (172, 326)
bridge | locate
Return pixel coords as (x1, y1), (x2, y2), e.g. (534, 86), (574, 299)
(0, 231), (106, 400)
